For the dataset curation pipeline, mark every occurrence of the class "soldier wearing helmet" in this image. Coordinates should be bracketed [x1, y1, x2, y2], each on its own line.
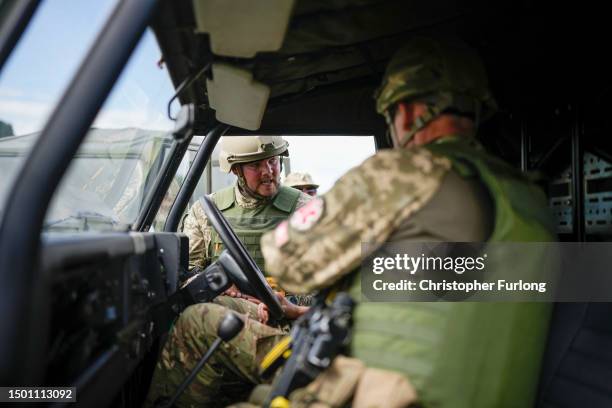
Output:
[183, 135, 311, 275]
[146, 136, 311, 408]
[257, 37, 556, 407]
[284, 172, 319, 196]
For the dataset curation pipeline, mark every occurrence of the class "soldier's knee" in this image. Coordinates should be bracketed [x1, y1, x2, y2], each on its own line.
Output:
[176, 302, 230, 338]
[214, 295, 260, 319]
[182, 302, 227, 319]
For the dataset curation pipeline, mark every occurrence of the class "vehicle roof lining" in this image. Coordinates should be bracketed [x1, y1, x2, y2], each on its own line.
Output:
[152, 0, 611, 134]
[152, 0, 494, 132]
[226, 79, 386, 136]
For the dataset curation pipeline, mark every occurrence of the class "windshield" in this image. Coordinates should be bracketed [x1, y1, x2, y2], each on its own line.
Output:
[43, 28, 176, 232]
[0, 127, 173, 232]
[0, 3, 176, 232]
[44, 129, 173, 231]
[0, 0, 118, 211]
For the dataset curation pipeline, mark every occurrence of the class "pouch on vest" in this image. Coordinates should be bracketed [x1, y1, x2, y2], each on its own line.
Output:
[288, 356, 417, 408]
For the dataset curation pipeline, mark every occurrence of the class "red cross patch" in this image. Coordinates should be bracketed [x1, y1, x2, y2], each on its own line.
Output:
[290, 198, 324, 231]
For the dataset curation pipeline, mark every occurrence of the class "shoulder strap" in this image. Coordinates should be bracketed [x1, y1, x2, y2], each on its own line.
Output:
[272, 186, 301, 213]
[210, 185, 235, 211]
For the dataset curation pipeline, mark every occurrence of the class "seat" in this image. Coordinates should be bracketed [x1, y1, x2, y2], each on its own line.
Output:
[537, 303, 612, 407]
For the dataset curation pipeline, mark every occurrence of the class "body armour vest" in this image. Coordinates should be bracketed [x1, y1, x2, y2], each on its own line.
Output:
[348, 137, 557, 408]
[208, 185, 301, 273]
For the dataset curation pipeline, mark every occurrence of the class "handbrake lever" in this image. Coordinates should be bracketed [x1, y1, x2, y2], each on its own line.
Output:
[155, 312, 245, 408]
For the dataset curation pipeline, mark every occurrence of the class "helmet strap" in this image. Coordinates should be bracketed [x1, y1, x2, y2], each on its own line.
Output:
[385, 104, 443, 148]
[383, 110, 399, 147]
[386, 93, 480, 148]
[234, 165, 276, 203]
[399, 104, 442, 148]
[236, 168, 266, 201]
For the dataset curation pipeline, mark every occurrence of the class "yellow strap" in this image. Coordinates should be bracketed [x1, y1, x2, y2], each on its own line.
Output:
[260, 336, 292, 371]
[270, 396, 290, 408]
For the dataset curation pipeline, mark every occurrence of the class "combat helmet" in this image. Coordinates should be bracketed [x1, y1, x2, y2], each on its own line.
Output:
[219, 136, 289, 173]
[374, 37, 497, 147]
[284, 172, 319, 189]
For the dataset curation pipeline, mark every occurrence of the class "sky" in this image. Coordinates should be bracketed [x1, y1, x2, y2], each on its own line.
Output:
[284, 136, 375, 194]
[0, 0, 175, 136]
[0, 0, 376, 194]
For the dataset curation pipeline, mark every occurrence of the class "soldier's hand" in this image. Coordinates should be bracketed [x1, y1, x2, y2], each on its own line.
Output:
[257, 302, 270, 324]
[257, 292, 310, 324]
[279, 293, 309, 320]
[224, 284, 263, 306]
[223, 284, 242, 298]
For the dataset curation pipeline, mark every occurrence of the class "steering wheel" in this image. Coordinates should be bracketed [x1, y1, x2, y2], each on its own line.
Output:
[199, 195, 284, 320]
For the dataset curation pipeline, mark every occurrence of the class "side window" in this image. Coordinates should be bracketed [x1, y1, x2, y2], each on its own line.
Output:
[153, 136, 236, 232]
[186, 135, 376, 207]
[151, 134, 376, 232]
[283, 136, 376, 194]
[152, 136, 204, 231]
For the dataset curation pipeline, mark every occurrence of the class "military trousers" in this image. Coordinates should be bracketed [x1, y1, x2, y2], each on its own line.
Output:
[145, 296, 285, 408]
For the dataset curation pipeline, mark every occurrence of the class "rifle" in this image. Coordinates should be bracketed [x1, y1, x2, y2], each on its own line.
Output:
[260, 292, 355, 407]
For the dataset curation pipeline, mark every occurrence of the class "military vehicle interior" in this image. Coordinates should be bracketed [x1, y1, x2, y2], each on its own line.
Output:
[0, 0, 610, 407]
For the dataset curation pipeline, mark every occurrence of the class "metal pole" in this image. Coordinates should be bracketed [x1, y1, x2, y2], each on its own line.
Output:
[206, 159, 213, 194]
[135, 132, 194, 232]
[0, 0, 41, 74]
[164, 123, 228, 232]
[520, 118, 529, 171]
[571, 107, 585, 241]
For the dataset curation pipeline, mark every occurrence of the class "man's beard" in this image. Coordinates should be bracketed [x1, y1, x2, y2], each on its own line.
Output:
[257, 175, 279, 193]
[237, 174, 279, 201]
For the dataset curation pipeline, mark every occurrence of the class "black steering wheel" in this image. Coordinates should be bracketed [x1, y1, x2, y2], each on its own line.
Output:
[199, 195, 284, 320]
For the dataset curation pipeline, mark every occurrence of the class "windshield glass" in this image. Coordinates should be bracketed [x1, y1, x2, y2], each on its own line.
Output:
[0, 0, 117, 211]
[1, 9, 176, 232]
[41, 28, 176, 232]
[43, 129, 173, 232]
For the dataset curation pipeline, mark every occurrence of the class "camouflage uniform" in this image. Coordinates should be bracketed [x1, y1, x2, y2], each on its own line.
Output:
[146, 137, 309, 408]
[146, 296, 286, 408]
[259, 38, 556, 407]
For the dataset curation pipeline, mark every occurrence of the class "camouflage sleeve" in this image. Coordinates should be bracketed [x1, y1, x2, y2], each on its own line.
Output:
[261, 149, 451, 294]
[285, 191, 313, 303]
[295, 191, 313, 209]
[183, 199, 213, 270]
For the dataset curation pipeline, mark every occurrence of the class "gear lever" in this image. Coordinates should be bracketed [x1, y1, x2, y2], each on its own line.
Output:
[156, 312, 245, 407]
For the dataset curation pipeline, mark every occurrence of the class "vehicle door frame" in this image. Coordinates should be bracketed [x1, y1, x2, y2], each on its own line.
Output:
[0, 0, 41, 74]
[0, 0, 161, 385]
